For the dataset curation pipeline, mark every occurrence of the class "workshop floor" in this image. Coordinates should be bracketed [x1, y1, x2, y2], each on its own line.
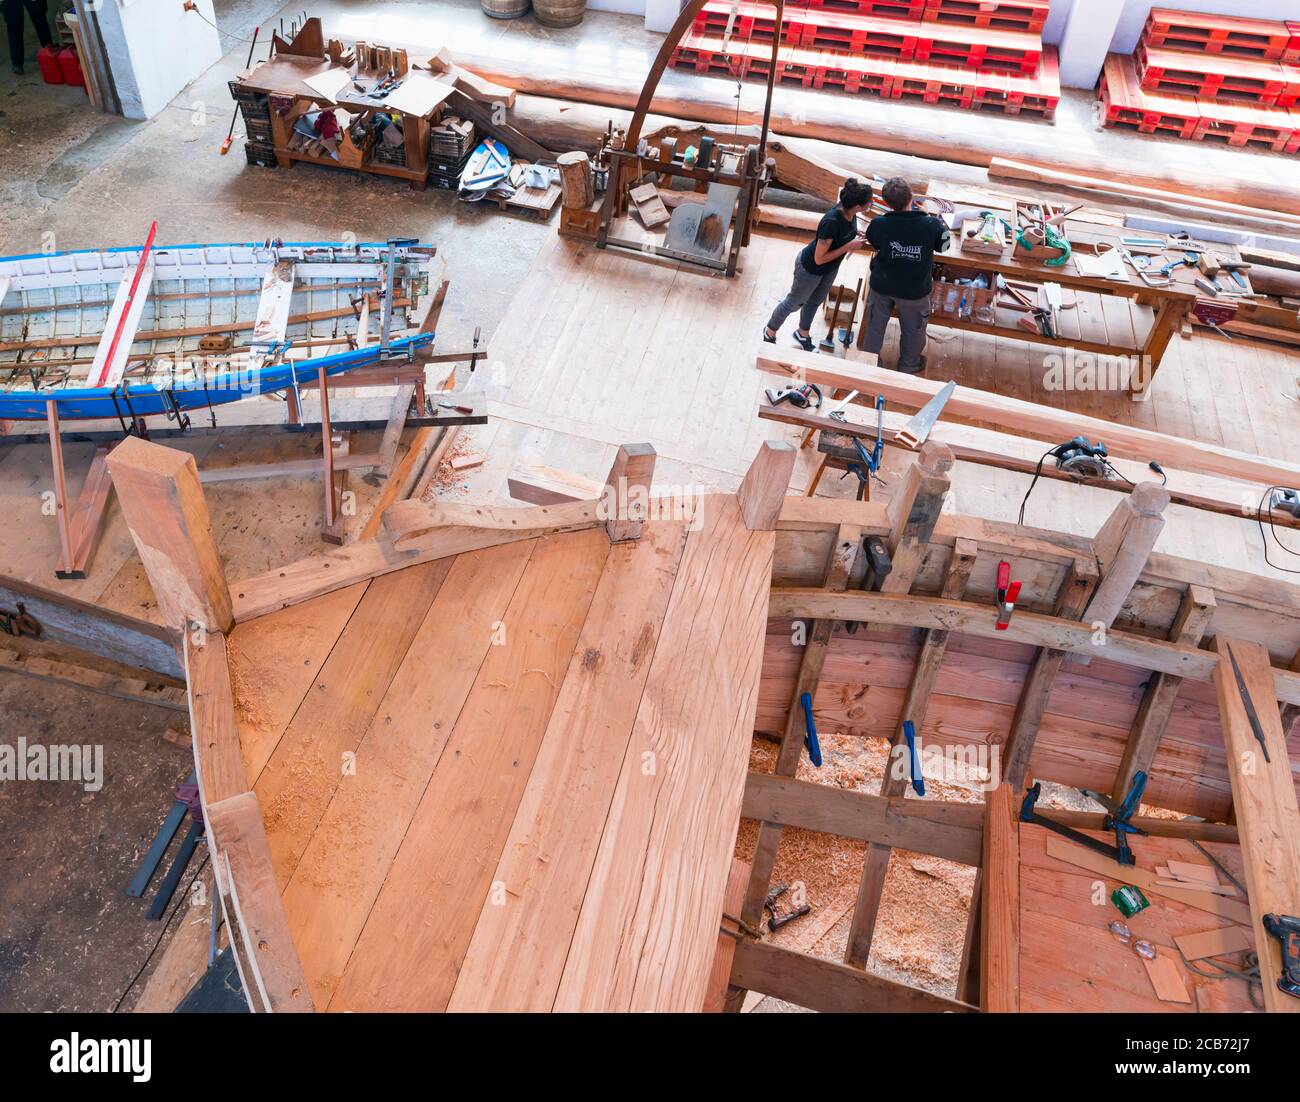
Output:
[1, 0, 1297, 1013]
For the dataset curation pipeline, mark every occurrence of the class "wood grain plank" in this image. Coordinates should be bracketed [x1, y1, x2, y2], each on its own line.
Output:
[330, 528, 611, 1011]
[449, 519, 690, 1011]
[552, 495, 773, 1012]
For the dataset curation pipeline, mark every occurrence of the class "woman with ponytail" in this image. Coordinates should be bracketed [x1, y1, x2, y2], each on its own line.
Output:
[764, 177, 873, 351]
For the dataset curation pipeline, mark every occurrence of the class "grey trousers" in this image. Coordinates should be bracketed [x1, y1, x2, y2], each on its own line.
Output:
[862, 288, 931, 372]
[767, 262, 836, 335]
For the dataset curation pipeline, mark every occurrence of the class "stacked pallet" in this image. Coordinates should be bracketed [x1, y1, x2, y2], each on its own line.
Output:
[428, 116, 476, 189]
[670, 0, 1060, 119]
[1098, 8, 1300, 153]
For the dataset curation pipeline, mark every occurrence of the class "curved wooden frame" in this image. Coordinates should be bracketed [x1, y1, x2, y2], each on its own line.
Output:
[623, 0, 785, 165]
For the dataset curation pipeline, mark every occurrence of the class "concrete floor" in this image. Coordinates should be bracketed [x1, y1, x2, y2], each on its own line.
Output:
[1, 0, 1296, 1012]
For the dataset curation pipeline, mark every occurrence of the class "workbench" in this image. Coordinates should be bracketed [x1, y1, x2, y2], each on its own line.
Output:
[233, 54, 454, 190]
[855, 203, 1254, 399]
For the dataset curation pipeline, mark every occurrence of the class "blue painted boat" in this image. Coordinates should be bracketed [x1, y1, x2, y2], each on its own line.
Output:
[0, 239, 439, 422]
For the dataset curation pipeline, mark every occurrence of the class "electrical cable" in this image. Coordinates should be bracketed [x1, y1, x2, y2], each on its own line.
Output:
[1256, 486, 1300, 575]
[111, 848, 211, 1013]
[1018, 446, 1058, 526]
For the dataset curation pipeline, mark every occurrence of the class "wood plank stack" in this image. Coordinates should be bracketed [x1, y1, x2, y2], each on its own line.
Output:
[1099, 8, 1300, 154]
[670, 0, 1060, 119]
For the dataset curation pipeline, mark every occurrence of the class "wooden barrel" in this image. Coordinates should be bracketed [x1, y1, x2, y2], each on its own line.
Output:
[481, 0, 530, 20]
[556, 151, 594, 209]
[533, 0, 585, 28]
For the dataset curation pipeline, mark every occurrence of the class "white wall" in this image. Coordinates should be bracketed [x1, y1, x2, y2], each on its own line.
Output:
[98, 0, 223, 119]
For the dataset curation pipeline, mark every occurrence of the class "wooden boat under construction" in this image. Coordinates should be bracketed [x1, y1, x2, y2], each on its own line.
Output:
[97, 426, 1300, 1013]
[0, 235, 439, 422]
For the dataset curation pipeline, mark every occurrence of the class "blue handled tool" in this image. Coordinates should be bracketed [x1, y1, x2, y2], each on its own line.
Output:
[800, 692, 821, 768]
[903, 720, 924, 796]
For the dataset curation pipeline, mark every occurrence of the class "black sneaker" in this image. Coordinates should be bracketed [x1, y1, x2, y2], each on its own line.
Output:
[792, 331, 815, 352]
[762, 327, 776, 344]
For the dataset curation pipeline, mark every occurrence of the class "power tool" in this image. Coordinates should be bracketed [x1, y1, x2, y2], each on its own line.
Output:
[1052, 436, 1111, 479]
[765, 382, 822, 410]
[1263, 914, 1300, 999]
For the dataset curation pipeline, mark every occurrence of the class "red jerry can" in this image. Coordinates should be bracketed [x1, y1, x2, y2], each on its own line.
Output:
[59, 48, 86, 89]
[37, 45, 65, 85]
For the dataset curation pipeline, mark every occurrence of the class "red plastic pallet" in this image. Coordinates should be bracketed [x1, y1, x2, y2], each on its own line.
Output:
[692, 1, 1042, 73]
[922, 0, 1049, 35]
[1098, 53, 1200, 139]
[1141, 8, 1294, 62]
[1288, 22, 1300, 65]
[1135, 41, 1293, 105]
[669, 29, 1058, 117]
[1097, 53, 1299, 154]
[802, 0, 926, 20]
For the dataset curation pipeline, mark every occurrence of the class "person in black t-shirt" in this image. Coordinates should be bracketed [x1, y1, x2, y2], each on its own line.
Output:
[764, 178, 873, 352]
[862, 177, 951, 374]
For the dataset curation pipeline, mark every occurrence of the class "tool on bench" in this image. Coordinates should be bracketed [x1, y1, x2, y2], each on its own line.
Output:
[1155, 251, 1198, 280]
[826, 390, 860, 423]
[894, 380, 955, 451]
[1021, 770, 1148, 866]
[995, 561, 1021, 631]
[765, 382, 823, 409]
[799, 692, 821, 767]
[1053, 436, 1111, 479]
[1225, 644, 1272, 764]
[846, 535, 891, 636]
[1119, 248, 1173, 289]
[1263, 914, 1300, 999]
[902, 720, 924, 797]
[1192, 299, 1237, 339]
[764, 882, 811, 932]
[1271, 489, 1300, 518]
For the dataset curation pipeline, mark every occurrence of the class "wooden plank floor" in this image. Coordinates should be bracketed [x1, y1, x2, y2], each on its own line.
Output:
[470, 230, 1300, 583]
[1018, 823, 1255, 1012]
[226, 500, 774, 1011]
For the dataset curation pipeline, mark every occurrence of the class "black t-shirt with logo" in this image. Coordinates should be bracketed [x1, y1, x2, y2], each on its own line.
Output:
[866, 210, 949, 300]
[799, 207, 857, 276]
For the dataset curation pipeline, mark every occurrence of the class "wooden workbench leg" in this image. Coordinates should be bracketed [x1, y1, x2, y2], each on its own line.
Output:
[319, 367, 336, 533]
[1132, 298, 1184, 401]
[804, 456, 829, 498]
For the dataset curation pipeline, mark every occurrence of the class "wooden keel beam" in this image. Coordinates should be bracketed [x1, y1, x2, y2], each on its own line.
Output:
[740, 524, 861, 929]
[1210, 637, 1300, 1014]
[106, 437, 233, 635]
[602, 443, 656, 542]
[737, 441, 796, 530]
[980, 783, 1020, 1012]
[1111, 585, 1217, 801]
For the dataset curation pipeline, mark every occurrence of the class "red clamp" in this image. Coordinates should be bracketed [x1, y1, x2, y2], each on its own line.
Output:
[996, 561, 1021, 631]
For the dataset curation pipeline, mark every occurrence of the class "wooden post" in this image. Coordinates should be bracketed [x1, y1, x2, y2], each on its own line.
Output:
[45, 401, 75, 574]
[1082, 482, 1171, 642]
[1111, 585, 1216, 801]
[557, 150, 595, 209]
[1210, 637, 1300, 1014]
[602, 443, 656, 542]
[1281, 647, 1300, 743]
[106, 436, 233, 635]
[319, 367, 337, 532]
[980, 783, 1020, 1012]
[737, 441, 796, 530]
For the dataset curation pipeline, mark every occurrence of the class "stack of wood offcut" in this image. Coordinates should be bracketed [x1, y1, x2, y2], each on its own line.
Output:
[1099, 7, 1300, 153]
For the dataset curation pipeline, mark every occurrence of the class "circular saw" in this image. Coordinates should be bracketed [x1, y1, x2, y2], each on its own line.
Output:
[1052, 436, 1110, 479]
